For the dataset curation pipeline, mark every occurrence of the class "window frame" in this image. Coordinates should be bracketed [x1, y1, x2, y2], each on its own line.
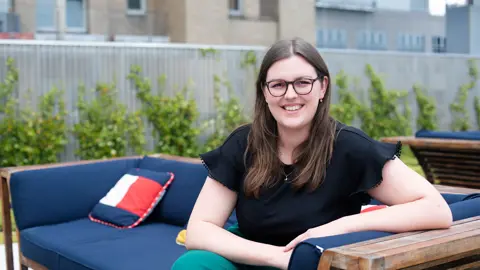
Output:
[66, 0, 87, 33]
[36, 0, 87, 33]
[432, 36, 447, 53]
[229, 0, 243, 16]
[397, 33, 425, 52]
[357, 30, 387, 51]
[127, 0, 147, 16]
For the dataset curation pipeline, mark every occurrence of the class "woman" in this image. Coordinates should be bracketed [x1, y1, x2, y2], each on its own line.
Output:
[172, 38, 452, 270]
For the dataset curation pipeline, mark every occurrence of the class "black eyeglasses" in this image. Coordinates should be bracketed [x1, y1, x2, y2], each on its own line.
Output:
[264, 77, 321, 97]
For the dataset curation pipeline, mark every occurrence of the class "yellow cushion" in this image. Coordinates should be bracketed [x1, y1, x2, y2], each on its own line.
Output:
[176, 229, 187, 246]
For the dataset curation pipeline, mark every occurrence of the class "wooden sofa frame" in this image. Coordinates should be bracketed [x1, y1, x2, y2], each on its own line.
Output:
[1, 154, 480, 270]
[380, 136, 480, 189]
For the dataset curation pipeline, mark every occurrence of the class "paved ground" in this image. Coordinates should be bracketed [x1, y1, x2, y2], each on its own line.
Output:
[0, 243, 20, 270]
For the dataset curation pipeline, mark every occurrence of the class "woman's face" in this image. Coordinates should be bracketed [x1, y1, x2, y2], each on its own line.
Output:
[263, 55, 328, 130]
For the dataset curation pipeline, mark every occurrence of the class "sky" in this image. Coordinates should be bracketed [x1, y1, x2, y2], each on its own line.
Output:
[429, 0, 467, 15]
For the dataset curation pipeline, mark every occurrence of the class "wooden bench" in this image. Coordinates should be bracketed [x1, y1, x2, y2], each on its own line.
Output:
[1, 157, 480, 270]
[318, 216, 480, 269]
[380, 136, 480, 189]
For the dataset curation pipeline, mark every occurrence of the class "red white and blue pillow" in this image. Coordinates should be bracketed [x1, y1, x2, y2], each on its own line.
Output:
[89, 168, 174, 229]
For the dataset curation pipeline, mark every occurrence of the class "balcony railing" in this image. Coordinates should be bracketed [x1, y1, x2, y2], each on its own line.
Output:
[316, 0, 377, 12]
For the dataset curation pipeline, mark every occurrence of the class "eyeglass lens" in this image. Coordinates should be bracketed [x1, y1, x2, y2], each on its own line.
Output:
[266, 78, 317, 96]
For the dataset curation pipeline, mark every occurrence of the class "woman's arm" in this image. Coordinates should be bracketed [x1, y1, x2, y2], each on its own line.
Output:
[285, 157, 452, 251]
[339, 156, 453, 232]
[185, 177, 288, 268]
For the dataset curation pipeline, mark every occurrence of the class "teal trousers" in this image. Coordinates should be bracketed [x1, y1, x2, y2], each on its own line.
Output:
[171, 224, 280, 270]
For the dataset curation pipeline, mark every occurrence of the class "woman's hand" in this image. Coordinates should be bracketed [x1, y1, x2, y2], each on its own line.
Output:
[283, 219, 350, 252]
[267, 246, 292, 270]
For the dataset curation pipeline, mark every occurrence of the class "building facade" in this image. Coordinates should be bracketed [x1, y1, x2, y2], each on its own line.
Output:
[445, 2, 480, 54]
[315, 0, 446, 53]
[2, 0, 317, 46]
[375, 0, 429, 12]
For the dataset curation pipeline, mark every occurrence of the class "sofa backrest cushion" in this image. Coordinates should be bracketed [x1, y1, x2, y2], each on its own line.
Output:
[415, 129, 480, 140]
[10, 158, 139, 231]
[89, 168, 175, 229]
[137, 156, 208, 226]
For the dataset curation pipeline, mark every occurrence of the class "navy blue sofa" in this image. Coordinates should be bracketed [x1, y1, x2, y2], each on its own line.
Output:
[3, 154, 480, 270]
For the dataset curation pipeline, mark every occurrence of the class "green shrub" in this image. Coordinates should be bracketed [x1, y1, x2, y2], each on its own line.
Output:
[450, 59, 478, 131]
[201, 74, 249, 152]
[358, 65, 412, 139]
[128, 66, 201, 157]
[72, 82, 145, 160]
[0, 58, 17, 112]
[0, 58, 68, 166]
[413, 84, 438, 130]
[475, 97, 480, 129]
[330, 70, 363, 125]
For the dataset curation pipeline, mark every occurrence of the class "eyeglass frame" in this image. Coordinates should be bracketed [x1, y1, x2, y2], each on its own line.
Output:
[263, 76, 324, 97]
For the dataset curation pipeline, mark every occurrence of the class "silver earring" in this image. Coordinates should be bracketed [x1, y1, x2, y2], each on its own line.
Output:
[320, 99, 323, 103]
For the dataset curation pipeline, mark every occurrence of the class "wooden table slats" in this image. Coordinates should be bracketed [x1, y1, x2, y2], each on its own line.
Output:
[319, 217, 480, 270]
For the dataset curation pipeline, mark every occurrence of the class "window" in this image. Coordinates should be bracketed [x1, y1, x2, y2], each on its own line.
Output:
[316, 29, 347, 49]
[229, 0, 242, 16]
[432, 36, 447, 53]
[36, 0, 86, 32]
[127, 0, 146, 15]
[36, 0, 55, 30]
[66, 0, 86, 30]
[0, 0, 10, 13]
[397, 33, 425, 52]
[357, 30, 387, 50]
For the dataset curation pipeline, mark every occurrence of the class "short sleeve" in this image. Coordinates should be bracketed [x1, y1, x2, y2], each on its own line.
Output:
[199, 125, 250, 192]
[343, 128, 402, 202]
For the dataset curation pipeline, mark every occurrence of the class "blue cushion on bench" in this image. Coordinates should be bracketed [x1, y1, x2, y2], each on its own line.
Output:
[449, 197, 480, 221]
[415, 129, 480, 141]
[20, 218, 187, 270]
[441, 193, 480, 204]
[289, 195, 480, 270]
[290, 230, 393, 270]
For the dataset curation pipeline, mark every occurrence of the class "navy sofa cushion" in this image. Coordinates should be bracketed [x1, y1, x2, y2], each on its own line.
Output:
[10, 158, 139, 231]
[415, 129, 480, 140]
[21, 218, 187, 270]
[137, 156, 209, 226]
[449, 197, 480, 221]
[370, 193, 480, 206]
[289, 194, 480, 270]
[290, 230, 393, 270]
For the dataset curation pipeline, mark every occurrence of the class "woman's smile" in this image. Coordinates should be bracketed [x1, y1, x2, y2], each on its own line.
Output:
[282, 104, 304, 114]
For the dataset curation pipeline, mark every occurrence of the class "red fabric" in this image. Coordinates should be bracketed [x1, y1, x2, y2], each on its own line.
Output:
[116, 176, 164, 217]
[361, 205, 388, 213]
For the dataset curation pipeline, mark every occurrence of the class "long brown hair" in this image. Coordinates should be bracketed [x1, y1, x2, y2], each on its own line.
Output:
[243, 38, 337, 198]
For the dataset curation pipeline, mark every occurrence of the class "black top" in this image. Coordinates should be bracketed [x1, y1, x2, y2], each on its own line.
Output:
[199, 121, 401, 246]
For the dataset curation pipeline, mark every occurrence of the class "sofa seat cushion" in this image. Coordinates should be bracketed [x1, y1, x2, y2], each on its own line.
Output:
[20, 218, 187, 270]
